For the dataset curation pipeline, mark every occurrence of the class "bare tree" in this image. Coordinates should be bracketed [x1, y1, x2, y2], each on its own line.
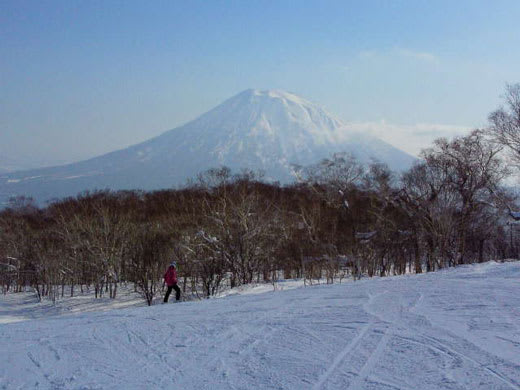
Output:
[297, 152, 364, 210]
[128, 227, 172, 306]
[51, 192, 132, 299]
[422, 131, 506, 264]
[488, 83, 520, 169]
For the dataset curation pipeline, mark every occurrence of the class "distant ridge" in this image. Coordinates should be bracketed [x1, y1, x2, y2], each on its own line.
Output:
[0, 89, 416, 205]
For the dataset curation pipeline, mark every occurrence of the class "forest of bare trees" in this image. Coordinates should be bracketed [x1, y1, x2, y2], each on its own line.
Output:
[1, 84, 520, 305]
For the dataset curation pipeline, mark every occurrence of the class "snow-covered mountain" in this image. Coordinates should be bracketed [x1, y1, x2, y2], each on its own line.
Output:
[0, 89, 416, 205]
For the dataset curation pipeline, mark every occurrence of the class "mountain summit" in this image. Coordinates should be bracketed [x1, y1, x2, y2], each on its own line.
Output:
[0, 89, 415, 205]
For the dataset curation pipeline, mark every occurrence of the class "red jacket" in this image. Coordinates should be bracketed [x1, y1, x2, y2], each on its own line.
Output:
[164, 266, 177, 286]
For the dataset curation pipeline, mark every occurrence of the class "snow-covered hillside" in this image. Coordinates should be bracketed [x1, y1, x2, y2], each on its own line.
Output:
[1, 261, 519, 389]
[0, 89, 416, 205]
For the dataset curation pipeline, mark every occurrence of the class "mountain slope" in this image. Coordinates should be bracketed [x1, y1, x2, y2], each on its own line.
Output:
[0, 89, 416, 205]
[1, 261, 519, 389]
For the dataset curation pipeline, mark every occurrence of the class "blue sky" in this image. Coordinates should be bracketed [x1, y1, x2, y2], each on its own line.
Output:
[1, 0, 519, 166]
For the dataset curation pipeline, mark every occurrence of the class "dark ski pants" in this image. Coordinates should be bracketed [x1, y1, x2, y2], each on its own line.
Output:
[164, 284, 181, 302]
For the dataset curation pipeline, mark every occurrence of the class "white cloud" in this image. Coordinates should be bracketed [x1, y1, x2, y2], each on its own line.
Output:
[342, 120, 471, 156]
[356, 47, 439, 64]
[358, 50, 378, 59]
[396, 48, 439, 63]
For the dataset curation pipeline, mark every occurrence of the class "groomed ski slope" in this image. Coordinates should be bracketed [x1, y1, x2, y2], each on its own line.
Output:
[1, 261, 519, 390]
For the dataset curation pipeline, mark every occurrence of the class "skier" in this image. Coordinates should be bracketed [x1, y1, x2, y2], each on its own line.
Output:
[163, 261, 181, 303]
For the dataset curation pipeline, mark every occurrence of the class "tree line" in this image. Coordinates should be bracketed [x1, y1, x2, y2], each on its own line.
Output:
[1, 84, 519, 305]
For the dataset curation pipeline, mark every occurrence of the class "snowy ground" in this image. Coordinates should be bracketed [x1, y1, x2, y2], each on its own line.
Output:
[0, 287, 144, 325]
[0, 278, 309, 325]
[1, 261, 519, 390]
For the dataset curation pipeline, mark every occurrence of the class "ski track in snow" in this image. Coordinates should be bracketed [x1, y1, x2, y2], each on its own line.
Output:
[1, 261, 520, 389]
